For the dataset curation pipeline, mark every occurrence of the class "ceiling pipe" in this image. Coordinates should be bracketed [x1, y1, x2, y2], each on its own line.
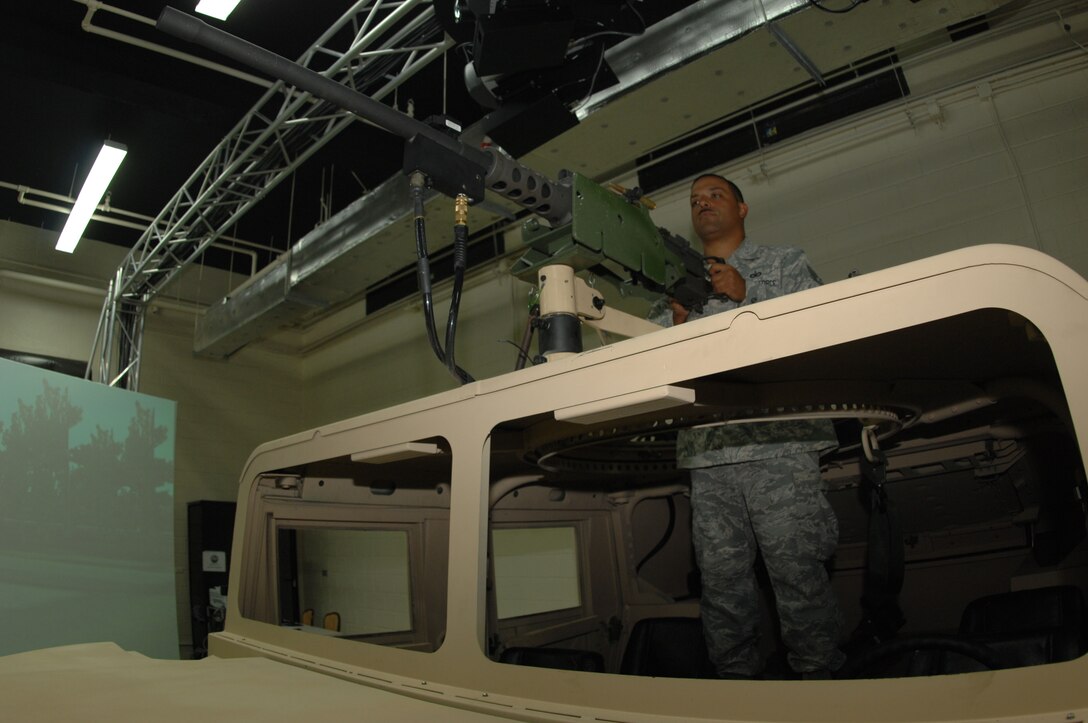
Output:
[7, 181, 280, 253]
[0, 270, 206, 318]
[1, 180, 264, 276]
[0, 268, 104, 297]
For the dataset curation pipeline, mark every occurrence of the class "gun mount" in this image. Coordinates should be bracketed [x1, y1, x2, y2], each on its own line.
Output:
[157, 8, 710, 364]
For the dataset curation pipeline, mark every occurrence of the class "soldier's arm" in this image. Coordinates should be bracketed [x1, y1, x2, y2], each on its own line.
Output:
[780, 247, 824, 295]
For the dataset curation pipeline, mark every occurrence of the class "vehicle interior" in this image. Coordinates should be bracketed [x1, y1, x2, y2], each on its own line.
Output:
[238, 306, 1088, 681]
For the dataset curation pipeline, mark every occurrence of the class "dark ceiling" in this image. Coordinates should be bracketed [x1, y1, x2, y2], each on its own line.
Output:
[1, 1, 454, 270]
[0, 0, 692, 274]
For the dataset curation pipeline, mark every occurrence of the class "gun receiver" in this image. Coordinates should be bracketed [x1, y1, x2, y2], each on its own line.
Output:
[156, 8, 710, 319]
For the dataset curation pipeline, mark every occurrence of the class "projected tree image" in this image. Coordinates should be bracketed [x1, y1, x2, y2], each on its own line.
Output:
[69, 425, 124, 528]
[0, 381, 82, 524]
[0, 381, 172, 561]
[119, 403, 174, 531]
[0, 361, 178, 658]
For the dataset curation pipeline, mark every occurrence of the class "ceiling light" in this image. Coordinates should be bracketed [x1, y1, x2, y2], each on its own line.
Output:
[195, 0, 242, 21]
[55, 141, 127, 254]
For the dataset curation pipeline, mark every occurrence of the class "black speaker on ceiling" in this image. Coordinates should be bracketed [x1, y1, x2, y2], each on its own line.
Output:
[473, 12, 574, 76]
[482, 93, 579, 158]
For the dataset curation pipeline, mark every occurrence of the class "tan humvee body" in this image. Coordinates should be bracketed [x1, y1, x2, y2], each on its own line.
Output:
[4, 244, 1086, 722]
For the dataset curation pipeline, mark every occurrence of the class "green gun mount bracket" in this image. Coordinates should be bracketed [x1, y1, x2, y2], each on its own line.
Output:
[511, 172, 691, 304]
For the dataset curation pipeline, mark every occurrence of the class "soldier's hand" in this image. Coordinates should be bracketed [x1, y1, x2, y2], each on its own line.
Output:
[708, 261, 746, 301]
[669, 298, 690, 325]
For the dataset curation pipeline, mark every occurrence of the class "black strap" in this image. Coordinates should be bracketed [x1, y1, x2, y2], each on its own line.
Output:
[856, 433, 905, 641]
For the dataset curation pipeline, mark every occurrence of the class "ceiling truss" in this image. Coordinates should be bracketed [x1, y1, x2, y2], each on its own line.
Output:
[91, 0, 449, 389]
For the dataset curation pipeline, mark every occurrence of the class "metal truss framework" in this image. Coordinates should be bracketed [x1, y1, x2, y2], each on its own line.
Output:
[90, 0, 450, 389]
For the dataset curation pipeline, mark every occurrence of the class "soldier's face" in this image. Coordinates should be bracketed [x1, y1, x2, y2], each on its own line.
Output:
[690, 177, 747, 240]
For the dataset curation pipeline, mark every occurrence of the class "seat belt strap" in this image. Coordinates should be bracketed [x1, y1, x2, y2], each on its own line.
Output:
[858, 425, 905, 640]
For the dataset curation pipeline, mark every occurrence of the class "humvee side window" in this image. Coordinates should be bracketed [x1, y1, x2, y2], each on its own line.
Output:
[493, 526, 581, 619]
[486, 449, 625, 670]
[238, 436, 451, 653]
[484, 309, 1086, 679]
[284, 527, 412, 635]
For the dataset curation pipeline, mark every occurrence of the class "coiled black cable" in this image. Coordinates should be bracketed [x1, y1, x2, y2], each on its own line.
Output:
[410, 177, 474, 384]
[445, 221, 473, 383]
[412, 181, 447, 367]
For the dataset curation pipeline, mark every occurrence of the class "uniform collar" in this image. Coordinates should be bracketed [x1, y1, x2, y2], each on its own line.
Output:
[704, 237, 755, 263]
[729, 238, 758, 261]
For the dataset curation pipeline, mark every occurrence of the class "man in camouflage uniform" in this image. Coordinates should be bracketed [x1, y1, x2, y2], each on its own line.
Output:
[655, 174, 844, 678]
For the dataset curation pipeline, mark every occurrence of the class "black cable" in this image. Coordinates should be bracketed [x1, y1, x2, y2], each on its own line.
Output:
[635, 496, 676, 574]
[514, 304, 539, 371]
[502, 338, 536, 369]
[412, 183, 448, 367]
[411, 179, 474, 384]
[445, 222, 474, 383]
[624, 0, 647, 34]
[809, 0, 865, 14]
[570, 41, 608, 110]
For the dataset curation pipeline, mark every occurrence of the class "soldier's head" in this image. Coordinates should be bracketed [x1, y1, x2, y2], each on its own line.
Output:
[690, 174, 747, 244]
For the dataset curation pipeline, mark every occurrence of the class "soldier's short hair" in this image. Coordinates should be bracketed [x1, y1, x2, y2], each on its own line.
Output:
[692, 174, 745, 204]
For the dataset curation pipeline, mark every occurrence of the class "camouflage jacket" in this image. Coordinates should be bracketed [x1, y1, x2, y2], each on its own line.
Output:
[651, 239, 839, 468]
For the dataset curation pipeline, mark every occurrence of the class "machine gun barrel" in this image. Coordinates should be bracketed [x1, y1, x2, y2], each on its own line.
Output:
[156, 7, 572, 226]
[157, 7, 483, 165]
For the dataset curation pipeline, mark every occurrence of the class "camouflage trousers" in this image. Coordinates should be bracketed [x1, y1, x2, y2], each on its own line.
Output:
[691, 452, 845, 676]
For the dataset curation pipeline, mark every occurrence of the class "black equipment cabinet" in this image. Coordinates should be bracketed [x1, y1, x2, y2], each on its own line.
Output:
[187, 500, 236, 659]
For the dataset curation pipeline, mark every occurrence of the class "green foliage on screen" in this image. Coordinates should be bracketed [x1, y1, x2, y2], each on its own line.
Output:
[0, 357, 179, 658]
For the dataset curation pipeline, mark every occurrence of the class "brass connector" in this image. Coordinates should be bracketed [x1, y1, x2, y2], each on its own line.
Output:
[454, 193, 469, 226]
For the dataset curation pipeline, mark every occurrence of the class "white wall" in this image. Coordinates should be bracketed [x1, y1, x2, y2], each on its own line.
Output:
[640, 50, 1088, 284]
[0, 273, 102, 361]
[0, 224, 117, 362]
[298, 266, 533, 424]
[297, 528, 412, 635]
[137, 309, 305, 651]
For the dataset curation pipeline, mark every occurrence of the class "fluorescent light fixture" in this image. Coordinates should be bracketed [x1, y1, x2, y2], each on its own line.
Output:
[195, 0, 242, 21]
[55, 141, 127, 254]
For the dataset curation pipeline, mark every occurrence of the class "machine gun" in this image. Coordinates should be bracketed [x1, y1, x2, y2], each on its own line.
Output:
[156, 8, 711, 375]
